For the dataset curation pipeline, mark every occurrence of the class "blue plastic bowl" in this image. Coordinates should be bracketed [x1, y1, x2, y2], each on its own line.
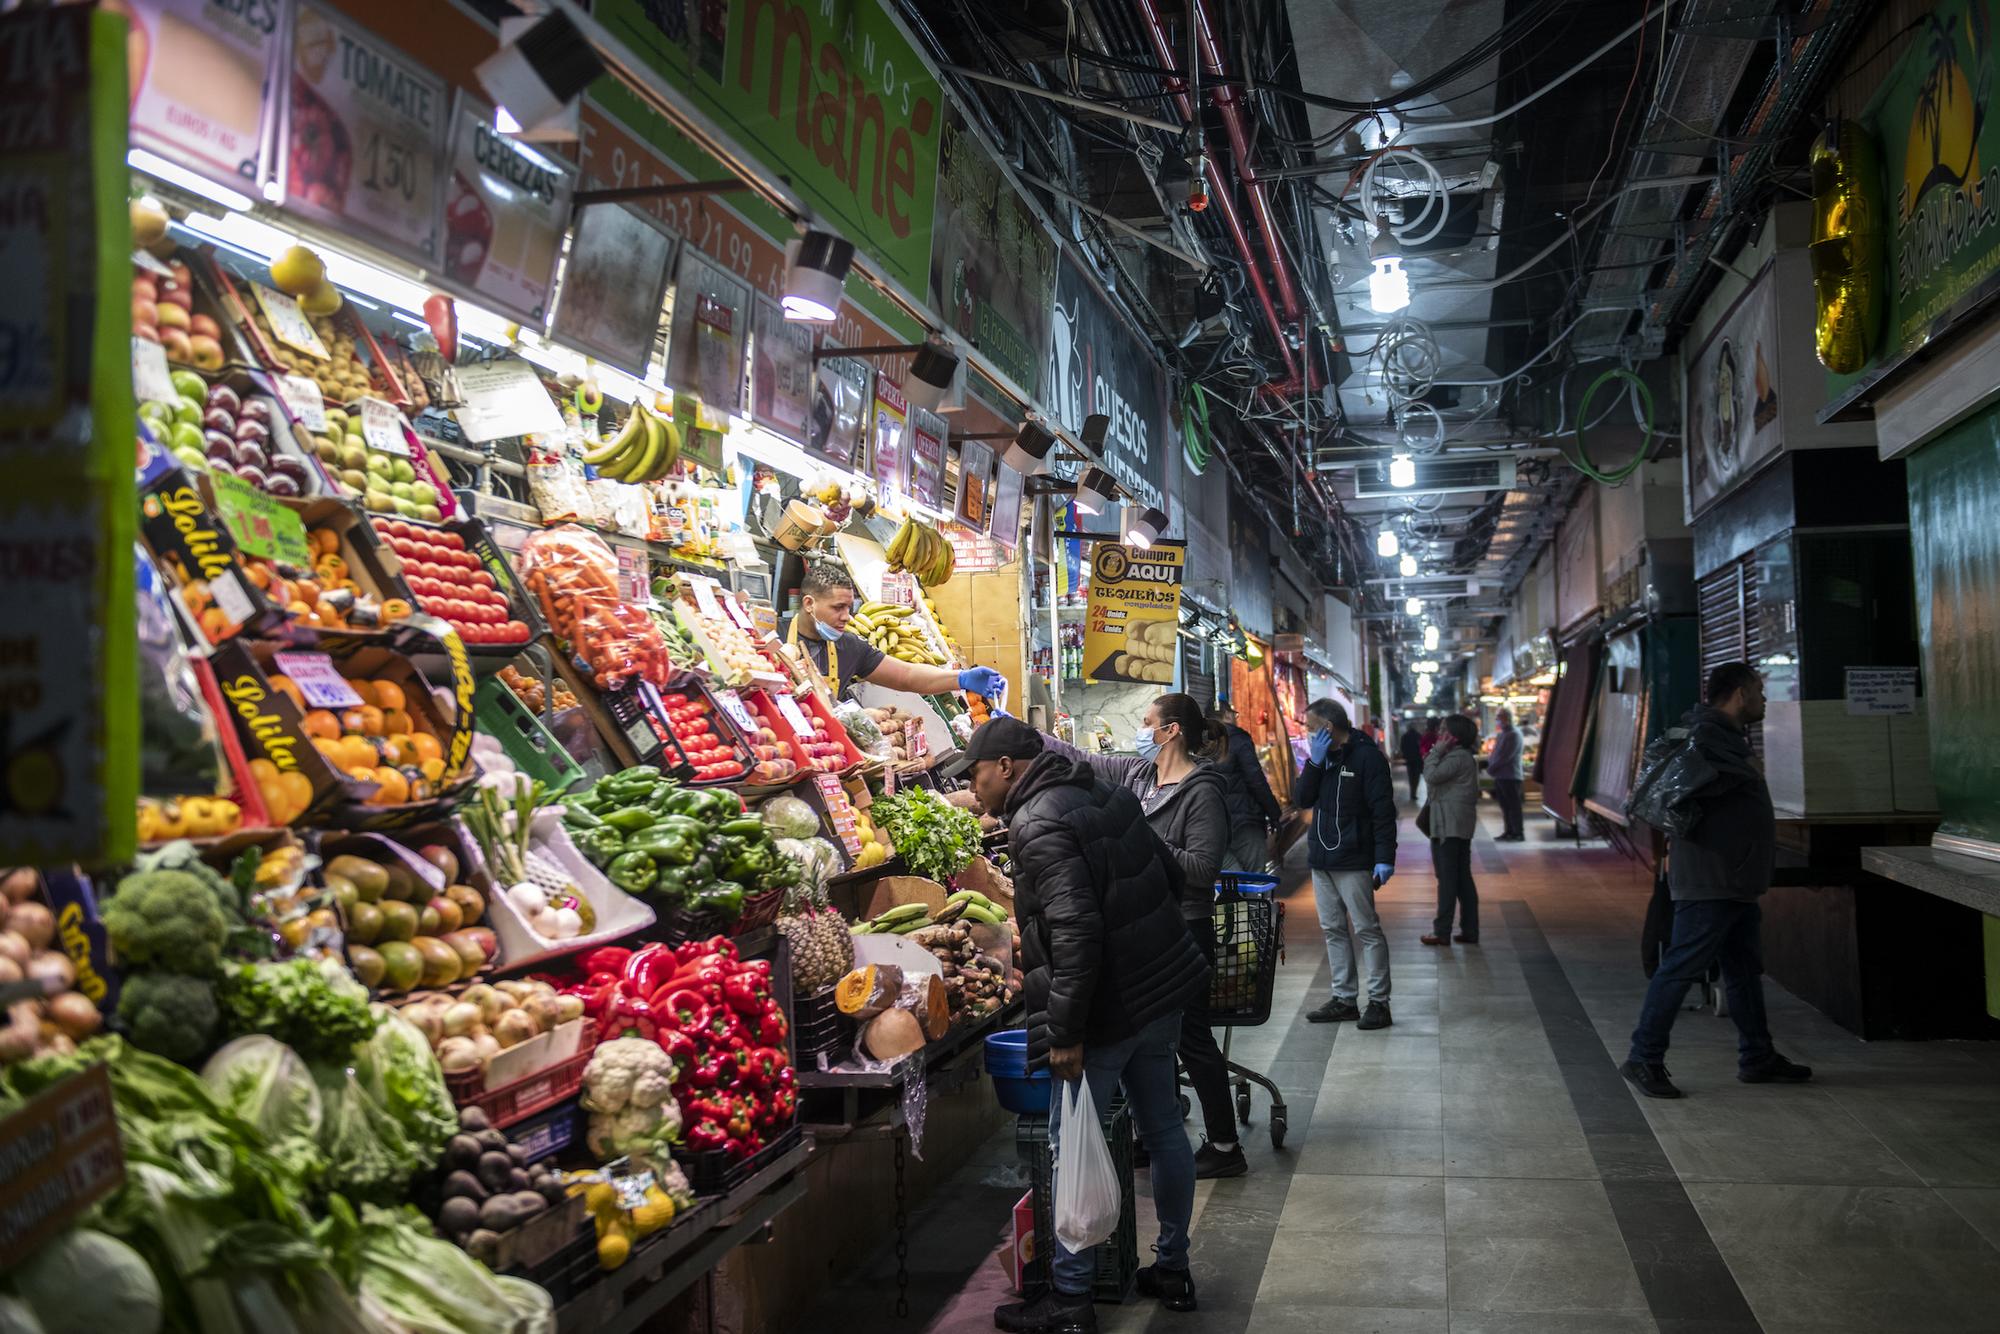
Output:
[985, 1030, 1049, 1114]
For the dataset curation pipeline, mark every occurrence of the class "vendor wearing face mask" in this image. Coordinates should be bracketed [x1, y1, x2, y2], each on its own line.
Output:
[789, 563, 1006, 702]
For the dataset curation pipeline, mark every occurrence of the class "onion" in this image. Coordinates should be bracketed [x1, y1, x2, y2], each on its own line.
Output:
[460, 982, 504, 1024]
[436, 1035, 481, 1073]
[553, 993, 585, 1024]
[548, 907, 582, 938]
[402, 1003, 444, 1046]
[472, 1032, 501, 1061]
[8, 902, 53, 951]
[0, 932, 28, 968]
[0, 868, 37, 903]
[46, 993, 101, 1040]
[492, 1010, 537, 1049]
[442, 1002, 483, 1038]
[0, 957, 18, 985]
[507, 882, 547, 916]
[0, 1003, 39, 1061]
[26, 952, 73, 991]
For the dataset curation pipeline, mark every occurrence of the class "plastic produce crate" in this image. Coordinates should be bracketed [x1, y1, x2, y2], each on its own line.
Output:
[446, 1019, 598, 1129]
[675, 1122, 804, 1197]
[790, 986, 856, 1069]
[474, 675, 587, 788]
[1016, 1102, 1138, 1303]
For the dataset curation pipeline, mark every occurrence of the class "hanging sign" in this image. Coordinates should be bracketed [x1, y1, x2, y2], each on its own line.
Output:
[806, 352, 871, 470]
[124, 0, 282, 198]
[278, 2, 448, 269]
[1046, 254, 1172, 513]
[441, 94, 576, 326]
[905, 406, 947, 510]
[0, 1064, 125, 1270]
[1081, 541, 1183, 685]
[750, 293, 814, 443]
[210, 469, 311, 567]
[551, 202, 677, 379]
[251, 282, 329, 359]
[358, 397, 409, 456]
[665, 246, 751, 417]
[955, 438, 996, 533]
[1845, 667, 1918, 715]
[871, 374, 908, 495]
[453, 357, 565, 443]
[672, 392, 725, 476]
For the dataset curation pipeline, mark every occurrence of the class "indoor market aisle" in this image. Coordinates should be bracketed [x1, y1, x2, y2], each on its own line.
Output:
[822, 798, 2000, 1333]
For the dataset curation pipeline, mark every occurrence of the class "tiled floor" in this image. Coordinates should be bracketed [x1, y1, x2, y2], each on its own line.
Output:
[821, 800, 2000, 1333]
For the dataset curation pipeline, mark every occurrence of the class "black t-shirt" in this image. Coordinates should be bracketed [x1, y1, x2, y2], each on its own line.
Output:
[790, 614, 885, 696]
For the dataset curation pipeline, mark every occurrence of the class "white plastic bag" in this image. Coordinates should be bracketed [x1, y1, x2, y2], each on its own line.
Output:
[1052, 1079, 1121, 1253]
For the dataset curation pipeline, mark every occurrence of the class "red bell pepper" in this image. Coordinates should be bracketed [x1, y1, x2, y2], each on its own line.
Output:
[675, 936, 736, 965]
[738, 958, 772, 984]
[764, 1086, 797, 1126]
[755, 998, 789, 1046]
[607, 992, 659, 1041]
[721, 971, 764, 1015]
[685, 1121, 729, 1153]
[624, 943, 680, 998]
[654, 987, 711, 1032]
[580, 946, 633, 976]
[723, 1096, 755, 1140]
[654, 1027, 697, 1067]
[735, 1046, 784, 1090]
[705, 1006, 743, 1046]
[684, 1050, 727, 1089]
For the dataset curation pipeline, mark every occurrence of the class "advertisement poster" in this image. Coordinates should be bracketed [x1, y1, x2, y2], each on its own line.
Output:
[990, 460, 1024, 549]
[751, 293, 814, 441]
[1046, 254, 1172, 512]
[123, 0, 281, 194]
[955, 437, 995, 533]
[871, 374, 908, 495]
[1685, 261, 1781, 520]
[278, 1, 449, 269]
[905, 406, 947, 509]
[1082, 541, 1183, 684]
[929, 104, 1055, 400]
[807, 352, 871, 469]
[441, 94, 576, 326]
[550, 202, 677, 378]
[592, 0, 944, 299]
[665, 245, 752, 416]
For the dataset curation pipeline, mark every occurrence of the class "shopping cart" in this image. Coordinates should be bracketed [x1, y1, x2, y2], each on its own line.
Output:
[1180, 871, 1290, 1148]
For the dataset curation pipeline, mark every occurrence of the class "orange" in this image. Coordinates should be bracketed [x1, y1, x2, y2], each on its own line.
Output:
[418, 757, 446, 784]
[311, 528, 340, 555]
[357, 705, 386, 735]
[409, 733, 442, 764]
[302, 709, 341, 739]
[316, 554, 348, 582]
[245, 563, 272, 589]
[382, 708, 413, 736]
[276, 770, 313, 813]
[313, 737, 346, 763]
[314, 598, 344, 625]
[199, 607, 232, 641]
[294, 579, 322, 606]
[267, 675, 305, 712]
[257, 777, 293, 824]
[247, 757, 279, 784]
[346, 679, 378, 706]
[338, 735, 377, 770]
[372, 767, 409, 804]
[385, 732, 417, 765]
[372, 681, 407, 711]
[181, 583, 212, 614]
[381, 599, 412, 622]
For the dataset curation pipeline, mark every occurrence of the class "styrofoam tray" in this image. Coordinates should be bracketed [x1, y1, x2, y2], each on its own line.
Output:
[454, 807, 655, 970]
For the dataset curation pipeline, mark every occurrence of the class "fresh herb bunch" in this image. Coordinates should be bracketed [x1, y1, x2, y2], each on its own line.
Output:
[871, 789, 981, 882]
[217, 959, 380, 1065]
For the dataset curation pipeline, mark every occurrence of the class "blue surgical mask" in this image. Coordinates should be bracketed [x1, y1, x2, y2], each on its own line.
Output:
[1134, 726, 1161, 760]
[814, 618, 842, 641]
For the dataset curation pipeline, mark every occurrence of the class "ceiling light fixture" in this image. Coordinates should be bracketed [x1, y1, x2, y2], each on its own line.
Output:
[1368, 231, 1410, 314]
[1405, 596, 1422, 616]
[1377, 526, 1399, 558]
[1124, 505, 1168, 548]
[1389, 452, 1416, 488]
[782, 229, 854, 321]
[1424, 624, 1440, 650]
[475, 8, 605, 140]
[1073, 466, 1117, 516]
[1003, 419, 1057, 476]
[1399, 553, 1418, 578]
[129, 148, 253, 212]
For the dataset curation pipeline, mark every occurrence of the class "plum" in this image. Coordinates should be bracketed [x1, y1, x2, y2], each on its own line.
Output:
[238, 398, 272, 425]
[269, 456, 310, 484]
[206, 385, 242, 416]
[235, 464, 268, 489]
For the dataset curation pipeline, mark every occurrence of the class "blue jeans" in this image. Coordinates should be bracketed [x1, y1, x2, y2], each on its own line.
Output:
[1627, 899, 1774, 1068]
[1046, 1010, 1194, 1294]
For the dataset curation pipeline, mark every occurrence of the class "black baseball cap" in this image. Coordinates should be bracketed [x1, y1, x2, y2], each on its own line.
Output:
[940, 716, 1044, 778]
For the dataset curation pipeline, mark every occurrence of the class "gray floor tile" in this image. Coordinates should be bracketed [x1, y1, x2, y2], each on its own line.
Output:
[1280, 1174, 1446, 1235]
[1258, 1230, 1449, 1307]
[1294, 1126, 1445, 1177]
[1242, 1307, 1449, 1333]
[1445, 1235, 1647, 1313]
[1443, 1129, 1599, 1180]
[1652, 1129, 1922, 1186]
[1723, 1242, 2000, 1330]
[1446, 1177, 1621, 1239]
[1936, 1187, 2000, 1250]
[1448, 1315, 1659, 1334]
[1686, 1183, 1999, 1250]
[1327, 1034, 1444, 1067]
[1316, 1083, 1445, 1129]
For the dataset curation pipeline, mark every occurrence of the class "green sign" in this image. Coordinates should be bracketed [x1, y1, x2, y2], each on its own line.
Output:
[930, 104, 1054, 399]
[593, 0, 943, 300]
[210, 470, 311, 568]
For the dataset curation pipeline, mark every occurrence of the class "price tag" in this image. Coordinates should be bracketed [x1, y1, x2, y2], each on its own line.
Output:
[453, 357, 565, 443]
[722, 595, 756, 632]
[210, 470, 312, 567]
[274, 373, 326, 431]
[131, 336, 177, 404]
[0, 1066, 125, 1270]
[908, 723, 930, 760]
[711, 688, 755, 736]
[775, 691, 814, 737]
[132, 249, 175, 278]
[815, 772, 862, 856]
[208, 571, 258, 628]
[252, 282, 329, 359]
[359, 398, 410, 456]
[688, 575, 724, 622]
[271, 652, 363, 708]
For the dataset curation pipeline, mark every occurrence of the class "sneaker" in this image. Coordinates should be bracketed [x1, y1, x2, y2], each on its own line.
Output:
[1739, 1053, 1813, 1084]
[1357, 1001, 1393, 1030]
[1307, 999, 1361, 1023]
[1620, 1060, 1683, 1099]
[1454, 934, 1479, 945]
[1420, 933, 1450, 946]
[1135, 1264, 1198, 1312]
[995, 1288, 1096, 1333]
[1193, 1143, 1247, 1180]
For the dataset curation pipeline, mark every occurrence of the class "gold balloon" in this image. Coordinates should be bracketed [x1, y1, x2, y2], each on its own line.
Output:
[1810, 120, 1884, 374]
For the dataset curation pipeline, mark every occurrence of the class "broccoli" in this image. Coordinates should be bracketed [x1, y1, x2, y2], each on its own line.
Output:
[102, 869, 228, 975]
[132, 840, 244, 920]
[116, 972, 219, 1064]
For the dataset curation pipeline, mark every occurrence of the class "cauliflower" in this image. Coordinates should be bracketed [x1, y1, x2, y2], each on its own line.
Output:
[580, 1038, 682, 1161]
[585, 1099, 684, 1160]
[101, 870, 227, 975]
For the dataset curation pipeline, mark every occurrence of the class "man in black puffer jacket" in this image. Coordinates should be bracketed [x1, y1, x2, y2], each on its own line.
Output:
[953, 719, 1208, 1331]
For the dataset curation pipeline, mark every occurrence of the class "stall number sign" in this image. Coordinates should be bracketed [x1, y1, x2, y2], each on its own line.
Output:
[0, 1064, 124, 1269]
[274, 373, 327, 431]
[252, 282, 329, 359]
[272, 651, 363, 708]
[132, 336, 177, 403]
[211, 469, 311, 566]
[1845, 668, 1917, 716]
[359, 397, 410, 456]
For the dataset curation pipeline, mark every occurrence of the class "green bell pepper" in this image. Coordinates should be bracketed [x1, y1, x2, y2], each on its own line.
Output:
[606, 850, 658, 894]
[560, 797, 604, 829]
[601, 806, 658, 834]
[688, 788, 746, 824]
[575, 826, 627, 869]
[693, 880, 746, 918]
[626, 828, 697, 865]
[718, 816, 766, 839]
[651, 865, 694, 902]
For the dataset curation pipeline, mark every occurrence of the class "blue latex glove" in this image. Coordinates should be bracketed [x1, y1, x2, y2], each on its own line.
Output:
[1373, 863, 1395, 886]
[957, 666, 1005, 697]
[1307, 729, 1333, 765]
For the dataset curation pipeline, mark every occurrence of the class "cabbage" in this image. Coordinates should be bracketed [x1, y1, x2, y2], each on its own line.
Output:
[354, 1206, 531, 1334]
[13, 1229, 162, 1334]
[200, 1036, 323, 1150]
[0, 1297, 45, 1334]
[353, 1007, 456, 1166]
[761, 794, 821, 841]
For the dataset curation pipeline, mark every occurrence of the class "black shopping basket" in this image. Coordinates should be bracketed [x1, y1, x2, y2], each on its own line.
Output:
[1180, 872, 1290, 1148]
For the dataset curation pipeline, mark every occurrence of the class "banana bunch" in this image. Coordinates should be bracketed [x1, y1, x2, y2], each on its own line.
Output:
[581, 400, 681, 483]
[851, 600, 947, 666]
[886, 516, 954, 586]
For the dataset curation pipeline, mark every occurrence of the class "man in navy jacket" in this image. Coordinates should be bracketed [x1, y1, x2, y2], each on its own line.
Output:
[1294, 699, 1399, 1030]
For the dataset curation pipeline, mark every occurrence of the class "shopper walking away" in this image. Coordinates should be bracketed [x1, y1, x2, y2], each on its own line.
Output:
[1398, 719, 1425, 803]
[1043, 696, 1246, 1180]
[1418, 716, 1441, 758]
[1214, 702, 1285, 871]
[956, 719, 1210, 1329]
[1488, 709, 1525, 840]
[1620, 663, 1813, 1099]
[1295, 699, 1397, 1030]
[1420, 714, 1481, 946]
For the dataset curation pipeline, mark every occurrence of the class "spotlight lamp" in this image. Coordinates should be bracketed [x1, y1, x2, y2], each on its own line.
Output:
[782, 229, 854, 321]
[1423, 624, 1440, 650]
[1368, 231, 1410, 314]
[1073, 466, 1117, 516]
[1002, 419, 1057, 476]
[1124, 505, 1168, 548]
[903, 338, 960, 412]
[475, 9, 605, 140]
[1405, 595, 1422, 616]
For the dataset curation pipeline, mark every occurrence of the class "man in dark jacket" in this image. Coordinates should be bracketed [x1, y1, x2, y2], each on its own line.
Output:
[1213, 703, 1284, 867]
[1295, 699, 1398, 1029]
[1398, 719, 1425, 802]
[1621, 663, 1812, 1099]
[957, 718, 1209, 1329]
[1487, 709, 1525, 840]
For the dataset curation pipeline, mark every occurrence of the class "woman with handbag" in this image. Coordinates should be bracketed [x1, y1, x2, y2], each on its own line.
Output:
[1420, 714, 1482, 946]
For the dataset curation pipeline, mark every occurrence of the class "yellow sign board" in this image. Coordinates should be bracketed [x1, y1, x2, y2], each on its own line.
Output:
[1081, 543, 1182, 684]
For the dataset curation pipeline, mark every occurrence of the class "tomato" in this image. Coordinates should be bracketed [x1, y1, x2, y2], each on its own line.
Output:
[504, 620, 528, 640]
[439, 531, 464, 550]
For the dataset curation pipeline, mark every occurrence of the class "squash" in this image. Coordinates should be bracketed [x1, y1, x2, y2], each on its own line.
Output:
[863, 1007, 925, 1061]
[835, 964, 903, 1018]
[911, 973, 949, 1041]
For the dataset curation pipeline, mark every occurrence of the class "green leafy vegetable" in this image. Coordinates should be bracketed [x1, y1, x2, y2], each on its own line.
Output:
[871, 789, 982, 882]
[116, 971, 219, 1063]
[11, 1228, 162, 1334]
[216, 960, 379, 1065]
[352, 1205, 542, 1334]
[199, 1035, 325, 1177]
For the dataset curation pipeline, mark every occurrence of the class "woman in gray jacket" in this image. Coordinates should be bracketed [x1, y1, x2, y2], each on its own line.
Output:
[1044, 693, 1243, 1178]
[1421, 713, 1482, 946]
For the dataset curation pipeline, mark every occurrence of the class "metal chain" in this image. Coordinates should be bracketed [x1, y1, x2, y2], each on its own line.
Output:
[893, 1132, 910, 1319]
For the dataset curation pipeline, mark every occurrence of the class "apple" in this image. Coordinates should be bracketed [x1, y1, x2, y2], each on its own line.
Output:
[234, 418, 270, 446]
[169, 421, 205, 452]
[266, 472, 301, 497]
[204, 434, 237, 463]
[157, 284, 193, 313]
[206, 384, 240, 414]
[168, 260, 192, 289]
[160, 328, 193, 363]
[270, 456, 309, 485]
[187, 334, 225, 371]
[132, 274, 158, 302]
[188, 313, 221, 340]
[236, 464, 268, 489]
[235, 442, 268, 472]
[134, 324, 160, 344]
[203, 407, 235, 433]
[133, 297, 159, 328]
[157, 300, 191, 331]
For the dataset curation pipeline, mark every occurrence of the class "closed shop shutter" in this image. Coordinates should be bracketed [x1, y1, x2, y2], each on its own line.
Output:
[1697, 553, 1763, 754]
[1182, 635, 1216, 712]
